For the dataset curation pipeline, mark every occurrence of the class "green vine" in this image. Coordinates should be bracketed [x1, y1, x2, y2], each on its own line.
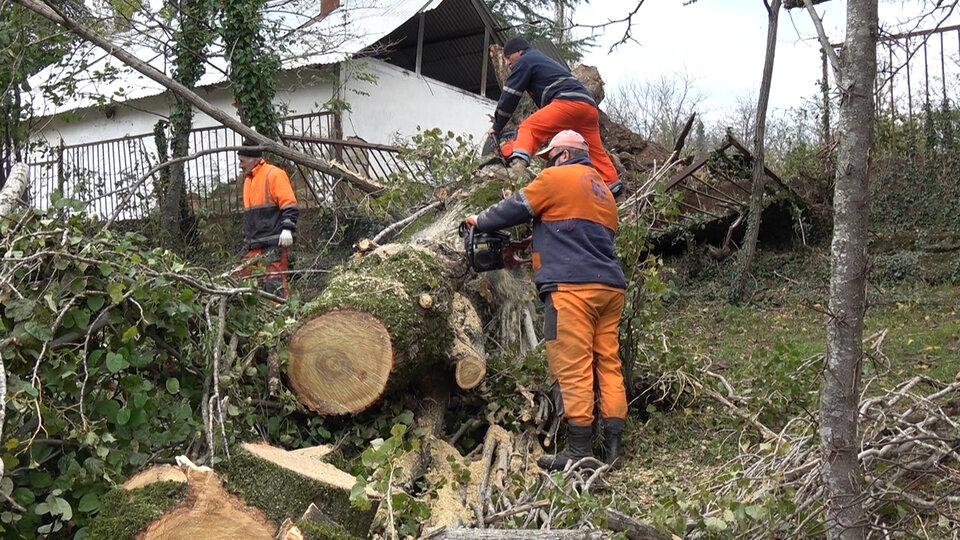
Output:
[220, 0, 280, 135]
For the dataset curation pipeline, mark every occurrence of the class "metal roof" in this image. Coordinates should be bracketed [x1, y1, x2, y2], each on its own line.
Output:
[28, 0, 517, 117]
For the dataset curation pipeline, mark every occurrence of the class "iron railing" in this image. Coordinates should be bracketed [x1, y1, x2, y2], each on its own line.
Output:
[27, 111, 427, 219]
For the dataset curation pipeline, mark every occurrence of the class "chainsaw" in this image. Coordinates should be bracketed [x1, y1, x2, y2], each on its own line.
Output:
[458, 222, 532, 272]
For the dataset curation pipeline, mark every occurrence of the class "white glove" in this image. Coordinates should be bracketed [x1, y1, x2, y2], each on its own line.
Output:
[278, 229, 294, 247]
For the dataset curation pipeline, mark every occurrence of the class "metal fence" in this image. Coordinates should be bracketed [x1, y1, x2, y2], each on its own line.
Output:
[27, 111, 428, 220]
[820, 24, 960, 152]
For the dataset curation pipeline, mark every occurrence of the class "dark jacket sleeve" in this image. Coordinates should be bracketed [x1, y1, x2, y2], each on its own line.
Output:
[270, 168, 299, 232]
[492, 57, 535, 133]
[475, 190, 536, 232]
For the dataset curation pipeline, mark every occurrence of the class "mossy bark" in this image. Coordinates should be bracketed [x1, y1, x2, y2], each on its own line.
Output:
[219, 443, 378, 538]
[86, 481, 188, 540]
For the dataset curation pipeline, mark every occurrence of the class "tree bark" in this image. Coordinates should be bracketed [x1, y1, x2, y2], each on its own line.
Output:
[0, 162, 28, 219]
[14, 0, 382, 195]
[819, 0, 876, 538]
[603, 508, 669, 540]
[729, 0, 781, 303]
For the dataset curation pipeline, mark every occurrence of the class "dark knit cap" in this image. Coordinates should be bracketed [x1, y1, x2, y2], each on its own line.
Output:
[503, 36, 530, 56]
[237, 139, 263, 158]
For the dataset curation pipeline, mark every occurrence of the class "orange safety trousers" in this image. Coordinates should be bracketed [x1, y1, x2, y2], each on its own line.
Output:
[240, 247, 290, 299]
[544, 284, 627, 426]
[502, 100, 619, 185]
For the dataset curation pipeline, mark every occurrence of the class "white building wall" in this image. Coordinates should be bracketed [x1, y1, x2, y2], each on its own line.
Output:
[32, 67, 337, 148]
[340, 58, 494, 146]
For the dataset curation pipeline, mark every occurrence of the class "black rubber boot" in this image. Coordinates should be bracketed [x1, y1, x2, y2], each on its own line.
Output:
[537, 423, 594, 471]
[602, 417, 625, 468]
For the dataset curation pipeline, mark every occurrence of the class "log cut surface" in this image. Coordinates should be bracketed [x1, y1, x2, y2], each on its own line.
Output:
[287, 309, 394, 415]
[139, 464, 274, 540]
[241, 442, 360, 492]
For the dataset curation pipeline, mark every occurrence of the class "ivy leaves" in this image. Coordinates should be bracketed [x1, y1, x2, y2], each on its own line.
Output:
[0, 202, 288, 537]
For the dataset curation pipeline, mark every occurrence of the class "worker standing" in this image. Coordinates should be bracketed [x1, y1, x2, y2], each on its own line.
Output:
[464, 130, 628, 470]
[237, 140, 299, 298]
[490, 36, 623, 198]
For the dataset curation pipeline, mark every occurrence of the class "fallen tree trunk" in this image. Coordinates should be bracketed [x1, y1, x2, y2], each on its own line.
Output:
[287, 244, 485, 415]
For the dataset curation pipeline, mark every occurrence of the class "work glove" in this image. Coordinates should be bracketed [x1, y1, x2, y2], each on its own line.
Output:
[464, 215, 478, 228]
[608, 181, 625, 199]
[278, 229, 294, 247]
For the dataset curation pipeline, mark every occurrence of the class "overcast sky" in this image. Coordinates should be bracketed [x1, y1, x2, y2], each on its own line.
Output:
[572, 1, 960, 123]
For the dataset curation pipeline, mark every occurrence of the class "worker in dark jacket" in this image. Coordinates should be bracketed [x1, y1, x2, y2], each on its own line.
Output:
[237, 140, 299, 298]
[491, 36, 622, 197]
[464, 130, 628, 470]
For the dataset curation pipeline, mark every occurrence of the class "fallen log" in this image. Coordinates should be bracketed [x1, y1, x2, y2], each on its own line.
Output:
[604, 508, 670, 540]
[219, 442, 380, 538]
[286, 244, 485, 415]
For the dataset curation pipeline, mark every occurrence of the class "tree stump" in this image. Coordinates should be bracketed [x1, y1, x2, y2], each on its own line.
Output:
[89, 460, 276, 540]
[219, 442, 380, 538]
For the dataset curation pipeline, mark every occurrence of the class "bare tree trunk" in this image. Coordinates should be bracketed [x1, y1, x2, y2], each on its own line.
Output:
[730, 0, 781, 303]
[820, 0, 876, 538]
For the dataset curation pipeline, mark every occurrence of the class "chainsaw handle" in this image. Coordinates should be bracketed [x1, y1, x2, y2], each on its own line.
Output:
[458, 220, 472, 239]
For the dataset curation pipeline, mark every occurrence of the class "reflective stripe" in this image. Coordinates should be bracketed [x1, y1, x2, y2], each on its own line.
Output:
[555, 91, 596, 105]
[541, 77, 573, 106]
[503, 86, 523, 96]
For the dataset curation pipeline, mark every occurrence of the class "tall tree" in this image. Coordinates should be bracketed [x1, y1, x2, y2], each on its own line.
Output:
[159, 0, 218, 247]
[485, 0, 588, 59]
[220, 0, 280, 135]
[806, 0, 877, 535]
[729, 0, 781, 303]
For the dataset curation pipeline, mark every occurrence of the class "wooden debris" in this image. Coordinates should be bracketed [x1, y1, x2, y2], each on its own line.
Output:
[354, 238, 379, 254]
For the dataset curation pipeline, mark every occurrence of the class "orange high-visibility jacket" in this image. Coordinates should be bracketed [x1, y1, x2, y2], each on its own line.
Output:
[243, 160, 299, 249]
[474, 156, 625, 295]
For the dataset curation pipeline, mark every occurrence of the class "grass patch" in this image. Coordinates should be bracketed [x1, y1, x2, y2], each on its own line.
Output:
[611, 244, 960, 533]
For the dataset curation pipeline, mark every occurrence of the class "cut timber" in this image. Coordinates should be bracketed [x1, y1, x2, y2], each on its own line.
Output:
[219, 442, 379, 538]
[287, 245, 485, 414]
[451, 292, 486, 390]
[139, 459, 274, 540]
[288, 309, 393, 414]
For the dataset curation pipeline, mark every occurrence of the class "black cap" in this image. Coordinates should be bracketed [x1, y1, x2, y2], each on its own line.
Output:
[503, 36, 530, 56]
[237, 139, 263, 158]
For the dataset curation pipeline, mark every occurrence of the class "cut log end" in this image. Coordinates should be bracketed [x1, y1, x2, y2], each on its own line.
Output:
[455, 355, 486, 390]
[419, 293, 434, 309]
[287, 309, 394, 415]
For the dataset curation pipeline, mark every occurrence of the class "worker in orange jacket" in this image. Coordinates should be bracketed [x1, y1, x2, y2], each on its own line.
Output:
[237, 140, 299, 299]
[465, 130, 628, 470]
[490, 36, 622, 198]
